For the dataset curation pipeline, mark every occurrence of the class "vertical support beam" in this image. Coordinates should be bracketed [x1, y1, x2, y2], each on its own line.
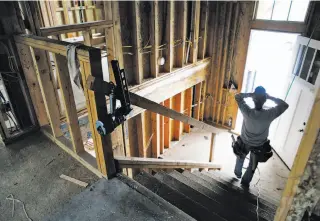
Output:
[184, 87, 193, 133]
[173, 93, 182, 141]
[231, 2, 254, 129]
[111, 1, 124, 68]
[151, 112, 160, 158]
[164, 98, 172, 148]
[83, 30, 92, 46]
[175, 1, 187, 67]
[122, 121, 131, 177]
[15, 43, 48, 126]
[204, 2, 218, 120]
[209, 133, 216, 162]
[160, 102, 164, 154]
[275, 89, 320, 221]
[103, 1, 126, 161]
[222, 3, 239, 126]
[103, 1, 115, 82]
[79, 48, 116, 177]
[200, 81, 207, 121]
[132, 1, 143, 84]
[54, 54, 84, 153]
[212, 3, 226, 122]
[151, 1, 159, 77]
[189, 1, 201, 64]
[193, 82, 202, 120]
[136, 112, 146, 158]
[164, 1, 174, 72]
[216, 3, 233, 124]
[198, 1, 209, 60]
[31, 48, 62, 137]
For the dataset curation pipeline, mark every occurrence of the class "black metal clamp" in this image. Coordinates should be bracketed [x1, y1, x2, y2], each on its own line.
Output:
[87, 60, 132, 135]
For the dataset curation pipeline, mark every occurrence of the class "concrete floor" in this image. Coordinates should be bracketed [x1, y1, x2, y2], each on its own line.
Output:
[0, 132, 99, 221]
[161, 128, 290, 201]
[45, 177, 194, 221]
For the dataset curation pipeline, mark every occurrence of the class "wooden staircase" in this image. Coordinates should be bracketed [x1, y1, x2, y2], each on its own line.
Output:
[134, 169, 279, 221]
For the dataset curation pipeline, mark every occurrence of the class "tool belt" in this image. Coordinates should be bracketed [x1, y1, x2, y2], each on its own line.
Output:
[232, 136, 273, 163]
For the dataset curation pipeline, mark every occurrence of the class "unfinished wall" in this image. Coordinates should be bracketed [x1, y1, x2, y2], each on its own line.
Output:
[204, 1, 254, 128]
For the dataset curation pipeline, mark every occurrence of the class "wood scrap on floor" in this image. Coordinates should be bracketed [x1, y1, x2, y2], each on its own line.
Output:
[60, 174, 88, 187]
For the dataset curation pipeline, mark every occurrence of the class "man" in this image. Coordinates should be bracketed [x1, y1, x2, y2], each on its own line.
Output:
[234, 86, 289, 187]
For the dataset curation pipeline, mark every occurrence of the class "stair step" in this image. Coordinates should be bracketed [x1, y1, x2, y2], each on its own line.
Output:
[198, 171, 278, 212]
[155, 171, 254, 221]
[168, 170, 273, 221]
[135, 171, 226, 221]
[209, 170, 279, 207]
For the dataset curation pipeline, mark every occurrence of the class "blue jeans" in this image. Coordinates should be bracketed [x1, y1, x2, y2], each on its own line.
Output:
[234, 147, 259, 186]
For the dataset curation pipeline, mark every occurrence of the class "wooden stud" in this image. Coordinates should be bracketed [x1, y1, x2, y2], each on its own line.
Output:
[193, 82, 202, 120]
[159, 102, 164, 154]
[54, 54, 84, 153]
[31, 48, 62, 137]
[231, 2, 254, 129]
[189, 1, 201, 64]
[274, 89, 320, 221]
[200, 81, 207, 121]
[173, 93, 182, 141]
[216, 3, 233, 125]
[132, 1, 143, 84]
[164, 98, 172, 148]
[175, 1, 187, 67]
[222, 3, 240, 126]
[79, 47, 116, 177]
[136, 112, 146, 158]
[15, 43, 48, 126]
[183, 87, 193, 133]
[151, 1, 159, 78]
[112, 1, 128, 166]
[212, 3, 226, 122]
[204, 2, 218, 120]
[111, 1, 124, 68]
[104, 1, 116, 83]
[151, 112, 160, 158]
[198, 1, 209, 60]
[209, 133, 216, 162]
[83, 30, 92, 46]
[123, 121, 133, 178]
[164, 1, 174, 72]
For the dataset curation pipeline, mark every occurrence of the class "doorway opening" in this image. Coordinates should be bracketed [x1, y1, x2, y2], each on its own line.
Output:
[235, 30, 299, 139]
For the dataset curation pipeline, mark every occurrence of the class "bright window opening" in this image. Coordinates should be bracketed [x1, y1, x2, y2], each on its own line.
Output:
[256, 0, 310, 22]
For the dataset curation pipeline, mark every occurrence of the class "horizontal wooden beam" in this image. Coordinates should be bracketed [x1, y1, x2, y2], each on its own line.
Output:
[14, 34, 91, 62]
[40, 20, 113, 36]
[251, 20, 306, 33]
[115, 156, 222, 169]
[128, 59, 211, 118]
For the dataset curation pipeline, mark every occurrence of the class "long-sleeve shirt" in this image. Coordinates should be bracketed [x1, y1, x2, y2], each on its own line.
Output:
[235, 93, 289, 147]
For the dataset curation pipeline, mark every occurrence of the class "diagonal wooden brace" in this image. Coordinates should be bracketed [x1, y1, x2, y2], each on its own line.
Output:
[87, 76, 225, 134]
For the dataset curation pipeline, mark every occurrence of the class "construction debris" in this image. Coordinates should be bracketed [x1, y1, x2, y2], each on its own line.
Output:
[60, 174, 88, 187]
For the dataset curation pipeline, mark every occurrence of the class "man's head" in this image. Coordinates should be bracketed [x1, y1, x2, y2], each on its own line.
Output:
[253, 86, 267, 110]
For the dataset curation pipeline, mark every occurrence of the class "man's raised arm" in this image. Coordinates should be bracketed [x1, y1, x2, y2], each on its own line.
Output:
[235, 93, 253, 116]
[267, 95, 289, 119]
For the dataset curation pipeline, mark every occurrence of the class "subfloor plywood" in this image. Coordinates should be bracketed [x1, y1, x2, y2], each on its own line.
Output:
[0, 132, 99, 221]
[161, 128, 290, 201]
